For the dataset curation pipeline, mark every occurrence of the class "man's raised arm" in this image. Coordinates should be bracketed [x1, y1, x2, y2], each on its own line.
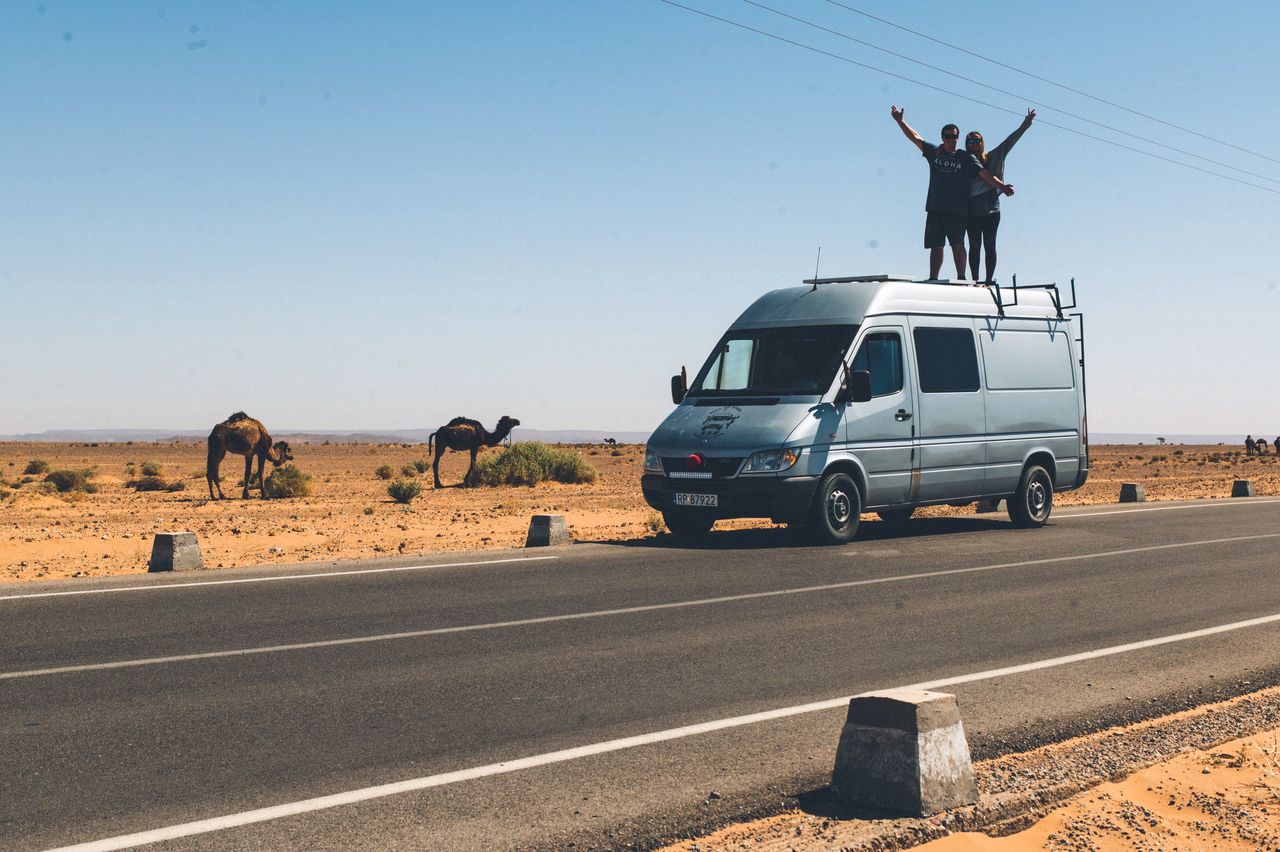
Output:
[891, 105, 925, 151]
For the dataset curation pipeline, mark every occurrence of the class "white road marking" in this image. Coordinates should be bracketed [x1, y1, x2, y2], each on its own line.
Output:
[49, 609, 1280, 852]
[1056, 498, 1280, 519]
[0, 556, 558, 602]
[9, 533, 1279, 681]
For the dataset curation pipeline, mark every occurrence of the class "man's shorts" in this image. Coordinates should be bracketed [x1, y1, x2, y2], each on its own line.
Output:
[924, 212, 966, 249]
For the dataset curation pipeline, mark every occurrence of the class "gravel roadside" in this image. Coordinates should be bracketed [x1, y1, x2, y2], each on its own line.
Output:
[658, 685, 1280, 850]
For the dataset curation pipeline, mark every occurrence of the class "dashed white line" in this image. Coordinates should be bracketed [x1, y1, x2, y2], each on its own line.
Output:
[48, 609, 1280, 852]
[0, 556, 558, 602]
[9, 533, 1279, 681]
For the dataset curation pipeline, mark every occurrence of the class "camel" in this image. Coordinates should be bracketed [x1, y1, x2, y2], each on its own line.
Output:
[427, 415, 520, 488]
[206, 412, 293, 500]
[603, 437, 617, 446]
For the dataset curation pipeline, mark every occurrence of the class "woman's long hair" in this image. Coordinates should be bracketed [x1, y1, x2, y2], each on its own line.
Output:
[965, 131, 986, 163]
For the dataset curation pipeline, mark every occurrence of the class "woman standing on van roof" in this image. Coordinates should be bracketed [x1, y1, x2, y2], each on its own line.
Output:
[965, 108, 1035, 283]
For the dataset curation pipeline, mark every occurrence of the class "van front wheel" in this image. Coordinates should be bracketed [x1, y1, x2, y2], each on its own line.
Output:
[1008, 464, 1053, 528]
[810, 472, 861, 544]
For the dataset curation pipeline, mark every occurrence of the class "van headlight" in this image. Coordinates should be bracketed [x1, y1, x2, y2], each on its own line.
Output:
[644, 447, 663, 473]
[743, 447, 800, 473]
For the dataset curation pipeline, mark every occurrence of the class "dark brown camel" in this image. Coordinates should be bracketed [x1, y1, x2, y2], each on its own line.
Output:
[206, 411, 293, 500]
[427, 415, 520, 488]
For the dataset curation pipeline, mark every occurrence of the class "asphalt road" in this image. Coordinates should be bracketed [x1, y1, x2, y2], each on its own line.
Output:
[6, 498, 1280, 851]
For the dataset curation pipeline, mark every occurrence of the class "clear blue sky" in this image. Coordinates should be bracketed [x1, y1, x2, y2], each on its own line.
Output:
[4, 1, 1279, 436]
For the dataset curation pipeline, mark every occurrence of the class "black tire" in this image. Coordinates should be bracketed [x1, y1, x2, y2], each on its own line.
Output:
[809, 472, 862, 544]
[1008, 464, 1053, 528]
[876, 507, 914, 529]
[663, 509, 714, 540]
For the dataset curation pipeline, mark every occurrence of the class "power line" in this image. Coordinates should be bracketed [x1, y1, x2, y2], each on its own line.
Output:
[737, 0, 1280, 186]
[653, 0, 1280, 196]
[820, 0, 1280, 167]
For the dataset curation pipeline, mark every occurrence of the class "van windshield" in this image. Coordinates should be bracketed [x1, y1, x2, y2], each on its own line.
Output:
[689, 325, 858, 397]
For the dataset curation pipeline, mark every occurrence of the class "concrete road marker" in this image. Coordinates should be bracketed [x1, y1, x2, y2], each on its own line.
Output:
[831, 689, 978, 817]
[1232, 479, 1256, 498]
[1119, 482, 1146, 503]
[147, 533, 204, 572]
[525, 515, 570, 547]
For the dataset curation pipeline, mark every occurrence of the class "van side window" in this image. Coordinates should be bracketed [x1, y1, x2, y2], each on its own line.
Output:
[914, 327, 980, 393]
[850, 332, 903, 397]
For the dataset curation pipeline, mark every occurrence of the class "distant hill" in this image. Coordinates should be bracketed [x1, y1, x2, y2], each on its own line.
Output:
[0, 427, 653, 445]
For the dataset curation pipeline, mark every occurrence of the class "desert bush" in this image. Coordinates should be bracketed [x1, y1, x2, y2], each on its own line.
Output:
[124, 462, 137, 476]
[401, 463, 418, 477]
[412, 459, 429, 474]
[387, 479, 422, 504]
[28, 480, 59, 496]
[133, 475, 168, 492]
[140, 460, 164, 477]
[375, 464, 395, 480]
[611, 449, 623, 457]
[166, 480, 186, 492]
[646, 511, 667, 534]
[469, 442, 598, 487]
[265, 465, 313, 498]
[44, 468, 94, 493]
[363, 506, 375, 515]
[24, 459, 50, 475]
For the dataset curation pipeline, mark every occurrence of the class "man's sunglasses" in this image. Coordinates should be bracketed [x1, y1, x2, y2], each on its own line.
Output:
[942, 132, 959, 139]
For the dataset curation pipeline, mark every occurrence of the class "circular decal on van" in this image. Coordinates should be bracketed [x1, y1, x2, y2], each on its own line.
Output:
[699, 406, 742, 438]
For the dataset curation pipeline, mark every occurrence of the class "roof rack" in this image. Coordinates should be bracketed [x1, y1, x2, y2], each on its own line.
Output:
[986, 276, 1078, 319]
[804, 274, 916, 290]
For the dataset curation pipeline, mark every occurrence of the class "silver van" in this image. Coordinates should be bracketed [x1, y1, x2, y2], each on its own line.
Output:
[641, 275, 1088, 543]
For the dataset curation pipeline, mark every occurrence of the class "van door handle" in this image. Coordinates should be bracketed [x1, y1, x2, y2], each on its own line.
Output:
[895, 409, 913, 421]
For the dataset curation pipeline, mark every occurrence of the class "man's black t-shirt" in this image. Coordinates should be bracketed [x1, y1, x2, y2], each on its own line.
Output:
[921, 142, 984, 214]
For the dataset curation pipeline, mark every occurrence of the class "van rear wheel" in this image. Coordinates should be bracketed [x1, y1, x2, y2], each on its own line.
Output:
[1008, 464, 1053, 528]
[663, 509, 714, 540]
[809, 472, 861, 544]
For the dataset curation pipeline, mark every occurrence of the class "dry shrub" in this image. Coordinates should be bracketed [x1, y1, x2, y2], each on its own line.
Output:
[44, 469, 96, 493]
[469, 442, 597, 487]
[265, 465, 313, 498]
[388, 479, 421, 504]
[132, 475, 168, 492]
[140, 461, 164, 477]
[24, 460, 50, 475]
[375, 464, 395, 480]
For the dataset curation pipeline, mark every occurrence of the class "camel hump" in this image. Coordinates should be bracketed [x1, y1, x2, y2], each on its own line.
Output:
[444, 416, 482, 430]
[227, 411, 251, 422]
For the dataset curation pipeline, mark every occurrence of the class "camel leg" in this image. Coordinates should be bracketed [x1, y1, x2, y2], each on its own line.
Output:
[466, 446, 478, 487]
[207, 446, 226, 500]
[257, 453, 269, 500]
[433, 445, 445, 489]
[242, 455, 253, 499]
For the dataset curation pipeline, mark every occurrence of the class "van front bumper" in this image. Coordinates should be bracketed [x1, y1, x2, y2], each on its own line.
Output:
[640, 473, 821, 521]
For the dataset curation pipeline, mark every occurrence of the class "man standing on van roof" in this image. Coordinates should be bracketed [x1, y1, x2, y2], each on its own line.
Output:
[891, 105, 1014, 281]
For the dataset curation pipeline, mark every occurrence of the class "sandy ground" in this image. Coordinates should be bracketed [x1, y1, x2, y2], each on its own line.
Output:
[662, 687, 1280, 851]
[2, 441, 1277, 583]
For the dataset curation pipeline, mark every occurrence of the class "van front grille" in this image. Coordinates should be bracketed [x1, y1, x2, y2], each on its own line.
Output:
[661, 457, 743, 478]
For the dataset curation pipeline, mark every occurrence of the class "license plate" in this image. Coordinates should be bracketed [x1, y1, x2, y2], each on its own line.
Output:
[674, 492, 718, 507]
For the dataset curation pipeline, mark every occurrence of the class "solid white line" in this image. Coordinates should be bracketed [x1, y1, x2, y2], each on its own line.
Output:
[1056, 498, 1280, 519]
[0, 556, 558, 602]
[9, 533, 1279, 681]
[50, 609, 1280, 852]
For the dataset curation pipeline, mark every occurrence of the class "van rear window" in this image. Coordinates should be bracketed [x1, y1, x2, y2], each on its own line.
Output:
[914, 327, 980, 393]
[690, 325, 857, 397]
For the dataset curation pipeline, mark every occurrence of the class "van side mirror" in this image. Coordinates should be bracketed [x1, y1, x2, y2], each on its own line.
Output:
[671, 366, 688, 404]
[848, 370, 872, 403]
